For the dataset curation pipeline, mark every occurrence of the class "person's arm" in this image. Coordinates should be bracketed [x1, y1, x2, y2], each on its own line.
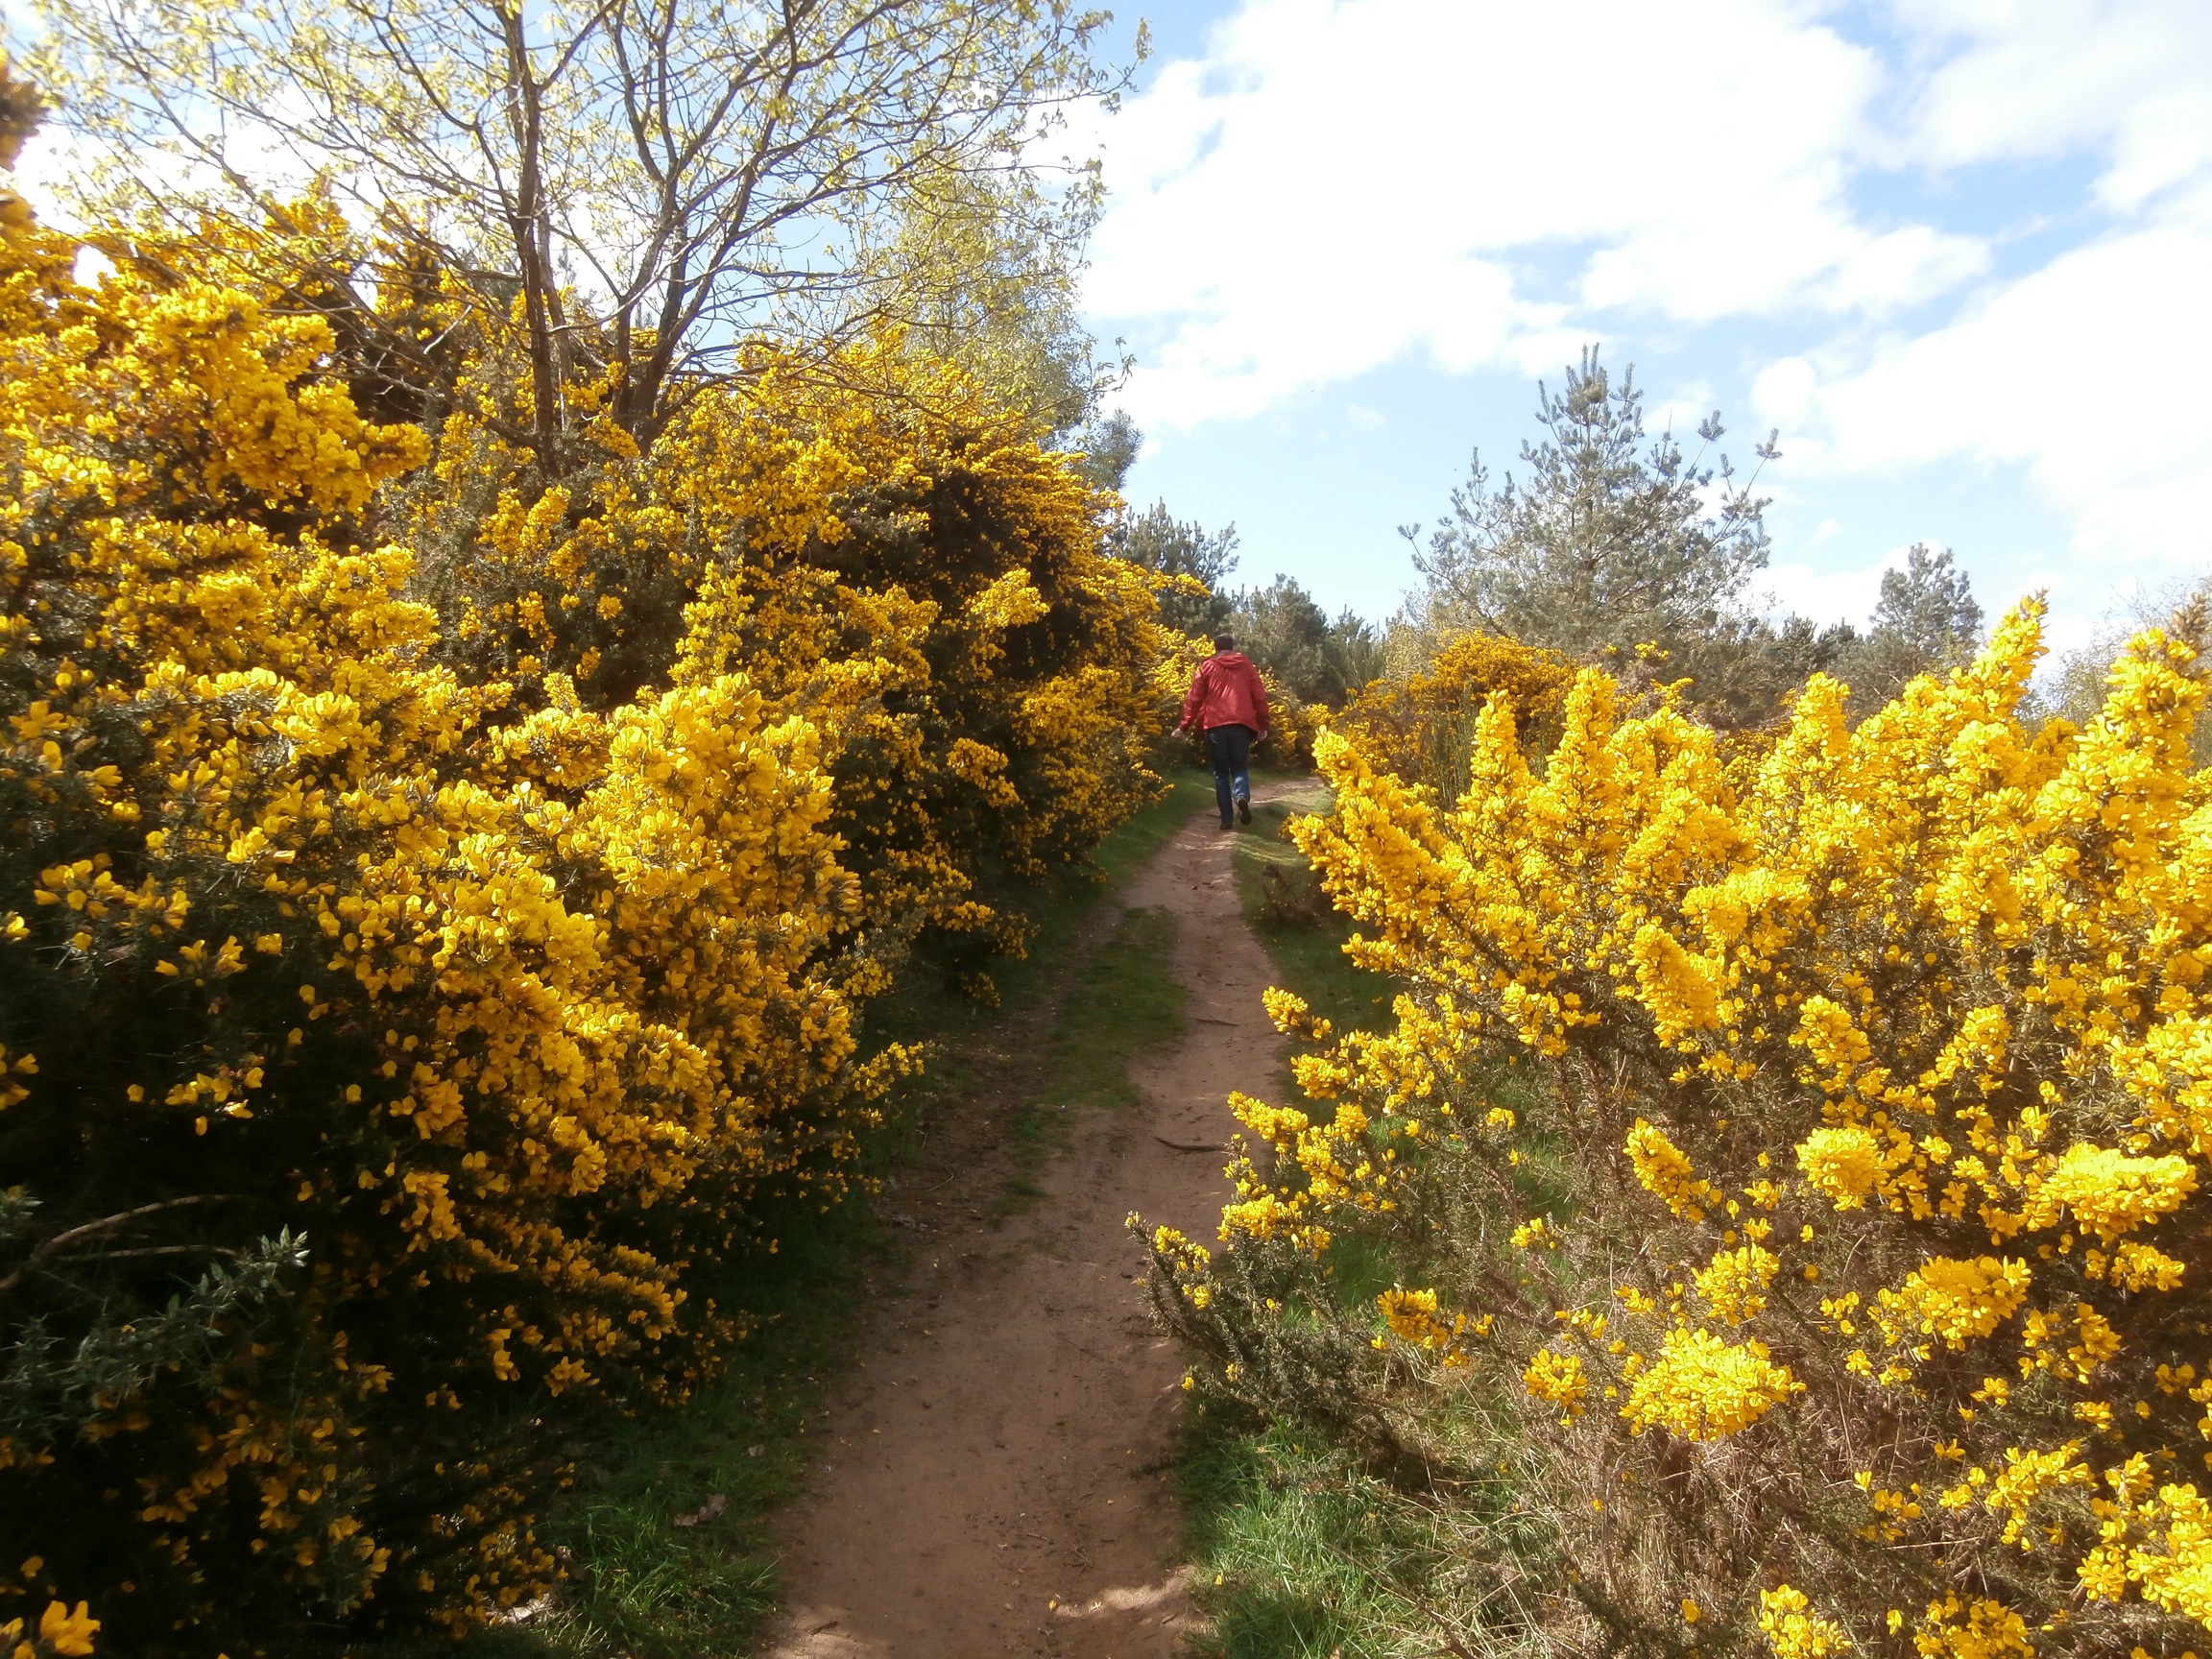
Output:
[1247, 661, 1271, 738]
[1179, 661, 1211, 733]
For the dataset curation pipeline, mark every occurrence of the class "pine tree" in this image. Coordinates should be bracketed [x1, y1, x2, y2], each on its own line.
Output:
[1228, 575, 1380, 706]
[1407, 348, 1776, 662]
[1831, 543, 1984, 712]
[1119, 502, 1240, 637]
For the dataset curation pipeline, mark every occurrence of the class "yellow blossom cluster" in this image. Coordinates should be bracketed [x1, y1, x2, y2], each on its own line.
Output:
[1695, 1242, 1780, 1326]
[1759, 1585, 1854, 1657]
[1378, 1286, 1477, 1366]
[1621, 1327, 1802, 1441]
[1875, 1256, 2033, 1350]
[1148, 597, 2212, 1653]
[1, 195, 1166, 1648]
[1524, 1348, 1590, 1420]
[1329, 630, 1577, 799]
[396, 325, 1168, 990]
[2, 1600, 99, 1659]
[1630, 1117, 1725, 1220]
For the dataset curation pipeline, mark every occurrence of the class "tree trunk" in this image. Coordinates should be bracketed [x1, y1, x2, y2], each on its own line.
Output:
[501, 5, 563, 466]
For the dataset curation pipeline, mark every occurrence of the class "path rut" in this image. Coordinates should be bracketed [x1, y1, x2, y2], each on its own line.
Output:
[766, 786, 1298, 1658]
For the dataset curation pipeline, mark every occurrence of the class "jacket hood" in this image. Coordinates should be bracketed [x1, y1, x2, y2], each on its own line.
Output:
[1210, 650, 1254, 668]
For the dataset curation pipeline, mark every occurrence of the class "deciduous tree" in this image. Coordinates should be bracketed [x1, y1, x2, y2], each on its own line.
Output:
[26, 0, 1124, 462]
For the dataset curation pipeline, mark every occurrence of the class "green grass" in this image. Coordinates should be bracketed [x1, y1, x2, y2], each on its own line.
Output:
[865, 770, 1211, 1205]
[1174, 1418, 1461, 1659]
[1004, 902, 1188, 1201]
[484, 1200, 885, 1658]
[442, 770, 1217, 1659]
[1229, 781, 1397, 1037]
[1176, 780, 1447, 1658]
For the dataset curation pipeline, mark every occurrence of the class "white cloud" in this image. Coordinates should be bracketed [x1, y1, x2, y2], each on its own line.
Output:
[1089, 0, 1992, 431]
[1772, 217, 2212, 570]
[1090, 0, 2212, 596]
[1888, 0, 2212, 212]
[1724, 3, 2212, 590]
[1762, 546, 1911, 629]
[1752, 356, 1817, 425]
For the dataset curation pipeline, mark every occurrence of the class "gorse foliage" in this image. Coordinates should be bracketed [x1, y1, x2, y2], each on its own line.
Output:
[1150, 603, 2212, 1656]
[2041, 583, 2212, 773]
[399, 322, 1165, 984]
[0, 163, 1166, 1651]
[1331, 632, 1578, 804]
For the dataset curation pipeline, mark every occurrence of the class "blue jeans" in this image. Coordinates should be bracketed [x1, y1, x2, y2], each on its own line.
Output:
[1207, 724, 1253, 825]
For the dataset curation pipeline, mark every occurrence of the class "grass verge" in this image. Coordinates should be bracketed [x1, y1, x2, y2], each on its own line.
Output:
[453, 770, 1215, 1658]
[463, 1197, 886, 1659]
[1229, 781, 1395, 1035]
[1004, 902, 1186, 1202]
[1176, 778, 1458, 1659]
[1175, 1424, 1474, 1659]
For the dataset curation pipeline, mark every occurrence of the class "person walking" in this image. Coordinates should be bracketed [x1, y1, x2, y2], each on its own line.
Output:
[1179, 634, 1270, 830]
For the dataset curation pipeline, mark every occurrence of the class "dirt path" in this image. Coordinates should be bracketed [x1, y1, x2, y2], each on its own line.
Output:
[766, 785, 1299, 1659]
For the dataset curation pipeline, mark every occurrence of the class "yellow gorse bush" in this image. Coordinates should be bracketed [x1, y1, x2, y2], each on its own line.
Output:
[403, 325, 1166, 990]
[0, 204, 870, 1642]
[1148, 600, 2212, 1655]
[1, 193, 1163, 1647]
[1330, 629, 1577, 800]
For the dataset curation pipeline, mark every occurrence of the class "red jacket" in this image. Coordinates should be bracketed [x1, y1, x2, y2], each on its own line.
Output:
[1180, 651, 1270, 737]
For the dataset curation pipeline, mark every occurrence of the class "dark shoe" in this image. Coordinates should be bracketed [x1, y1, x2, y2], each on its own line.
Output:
[1220, 818, 1236, 830]
[1237, 796, 1252, 826]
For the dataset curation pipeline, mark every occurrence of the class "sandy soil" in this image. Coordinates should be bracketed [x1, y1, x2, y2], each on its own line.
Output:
[764, 785, 1298, 1659]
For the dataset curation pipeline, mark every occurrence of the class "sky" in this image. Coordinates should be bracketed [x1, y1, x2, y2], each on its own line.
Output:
[1070, 0, 2212, 649]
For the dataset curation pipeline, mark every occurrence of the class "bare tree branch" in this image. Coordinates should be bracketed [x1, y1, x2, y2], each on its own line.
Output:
[30, 0, 1126, 460]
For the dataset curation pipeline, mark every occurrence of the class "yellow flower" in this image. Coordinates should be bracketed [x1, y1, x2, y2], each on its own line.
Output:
[1627, 1119, 1720, 1222]
[36, 1601, 100, 1657]
[1758, 1585, 1848, 1657]
[1874, 1257, 2032, 1351]
[1623, 1328, 1802, 1441]
[1377, 1286, 1472, 1363]
[0, 204, 1173, 1639]
[1161, 589, 2212, 1652]
[1695, 1244, 1780, 1326]
[2031, 1143, 2196, 1242]
[1911, 1593, 2032, 1658]
[1796, 1126, 1883, 1210]
[1524, 1349, 1589, 1419]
